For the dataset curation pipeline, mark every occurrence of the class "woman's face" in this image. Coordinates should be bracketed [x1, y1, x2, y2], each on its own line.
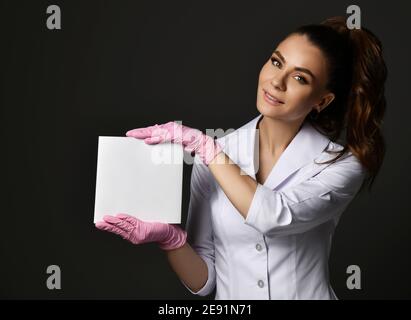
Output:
[256, 34, 335, 123]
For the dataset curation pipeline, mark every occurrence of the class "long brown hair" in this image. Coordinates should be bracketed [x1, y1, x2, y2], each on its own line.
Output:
[288, 16, 387, 193]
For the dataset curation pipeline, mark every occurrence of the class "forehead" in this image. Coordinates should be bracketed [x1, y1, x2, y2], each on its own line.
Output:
[275, 34, 328, 84]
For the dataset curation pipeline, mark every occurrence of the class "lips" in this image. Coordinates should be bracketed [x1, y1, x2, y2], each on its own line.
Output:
[263, 89, 284, 104]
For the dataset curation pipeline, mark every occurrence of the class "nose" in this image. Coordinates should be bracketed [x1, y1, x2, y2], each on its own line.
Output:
[270, 74, 286, 91]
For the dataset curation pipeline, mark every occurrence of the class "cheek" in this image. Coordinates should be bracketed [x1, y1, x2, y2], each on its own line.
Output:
[258, 64, 271, 83]
[286, 85, 312, 104]
[283, 86, 316, 116]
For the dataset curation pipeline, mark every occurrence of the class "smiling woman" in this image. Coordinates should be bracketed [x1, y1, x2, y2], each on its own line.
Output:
[255, 17, 386, 193]
[256, 33, 336, 131]
[96, 16, 387, 300]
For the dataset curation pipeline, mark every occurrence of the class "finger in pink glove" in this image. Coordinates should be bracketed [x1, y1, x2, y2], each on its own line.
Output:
[95, 213, 187, 250]
[125, 121, 223, 166]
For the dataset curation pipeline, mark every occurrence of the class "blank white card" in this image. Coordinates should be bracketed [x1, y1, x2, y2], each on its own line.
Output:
[94, 136, 184, 224]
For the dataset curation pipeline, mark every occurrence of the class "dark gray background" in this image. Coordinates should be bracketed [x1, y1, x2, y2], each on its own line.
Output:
[1, 0, 410, 299]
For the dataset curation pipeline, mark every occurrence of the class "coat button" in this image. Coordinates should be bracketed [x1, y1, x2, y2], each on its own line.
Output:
[258, 280, 264, 288]
[255, 243, 262, 251]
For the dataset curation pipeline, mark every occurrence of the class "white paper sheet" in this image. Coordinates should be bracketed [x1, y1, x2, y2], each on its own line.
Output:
[94, 136, 184, 224]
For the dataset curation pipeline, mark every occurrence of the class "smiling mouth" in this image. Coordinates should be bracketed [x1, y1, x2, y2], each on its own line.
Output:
[263, 89, 284, 104]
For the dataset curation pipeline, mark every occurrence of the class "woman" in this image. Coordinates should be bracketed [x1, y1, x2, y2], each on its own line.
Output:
[95, 16, 387, 299]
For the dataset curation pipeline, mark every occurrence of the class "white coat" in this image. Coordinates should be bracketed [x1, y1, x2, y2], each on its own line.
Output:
[181, 113, 366, 300]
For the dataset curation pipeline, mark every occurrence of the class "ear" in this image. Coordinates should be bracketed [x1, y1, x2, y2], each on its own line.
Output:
[315, 92, 335, 112]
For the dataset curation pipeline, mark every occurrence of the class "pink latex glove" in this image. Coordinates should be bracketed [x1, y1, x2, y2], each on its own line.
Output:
[95, 213, 187, 250]
[125, 121, 223, 166]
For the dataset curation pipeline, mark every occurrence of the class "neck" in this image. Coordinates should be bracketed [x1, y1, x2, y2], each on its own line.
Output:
[257, 115, 304, 156]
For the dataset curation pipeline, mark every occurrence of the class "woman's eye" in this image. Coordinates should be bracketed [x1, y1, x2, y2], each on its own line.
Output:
[270, 57, 280, 67]
[295, 75, 307, 84]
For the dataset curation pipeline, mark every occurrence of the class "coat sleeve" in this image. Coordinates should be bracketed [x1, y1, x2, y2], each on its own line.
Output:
[180, 155, 216, 296]
[244, 153, 367, 236]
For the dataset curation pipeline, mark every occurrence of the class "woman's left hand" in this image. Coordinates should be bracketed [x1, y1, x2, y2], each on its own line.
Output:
[126, 121, 223, 166]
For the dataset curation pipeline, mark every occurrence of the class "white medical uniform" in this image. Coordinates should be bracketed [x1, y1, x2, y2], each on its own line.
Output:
[181, 113, 367, 300]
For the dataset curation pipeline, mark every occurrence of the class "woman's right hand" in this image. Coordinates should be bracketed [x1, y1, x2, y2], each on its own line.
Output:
[95, 213, 187, 250]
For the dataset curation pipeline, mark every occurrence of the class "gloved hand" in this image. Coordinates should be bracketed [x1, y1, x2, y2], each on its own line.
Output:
[125, 121, 223, 166]
[95, 213, 187, 250]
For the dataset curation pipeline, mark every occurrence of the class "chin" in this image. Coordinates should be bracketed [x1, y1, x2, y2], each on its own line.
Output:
[256, 99, 281, 117]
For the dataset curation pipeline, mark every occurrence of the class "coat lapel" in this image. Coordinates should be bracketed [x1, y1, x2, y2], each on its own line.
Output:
[220, 113, 331, 191]
[261, 118, 331, 190]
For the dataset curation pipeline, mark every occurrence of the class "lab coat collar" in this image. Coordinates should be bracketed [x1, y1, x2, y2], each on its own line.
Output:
[219, 113, 331, 190]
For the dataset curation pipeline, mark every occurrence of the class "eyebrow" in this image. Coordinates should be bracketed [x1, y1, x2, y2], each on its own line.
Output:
[273, 50, 316, 80]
